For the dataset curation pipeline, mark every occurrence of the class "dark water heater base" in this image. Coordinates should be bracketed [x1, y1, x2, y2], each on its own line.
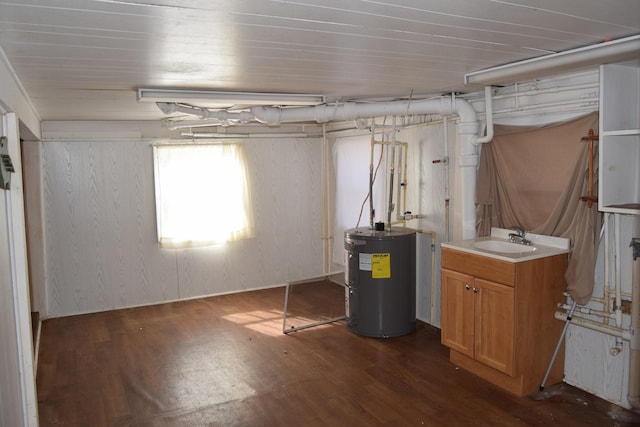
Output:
[344, 227, 416, 338]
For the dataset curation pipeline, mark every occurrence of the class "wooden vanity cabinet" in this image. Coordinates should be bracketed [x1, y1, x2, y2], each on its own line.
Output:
[441, 247, 567, 396]
[441, 270, 516, 376]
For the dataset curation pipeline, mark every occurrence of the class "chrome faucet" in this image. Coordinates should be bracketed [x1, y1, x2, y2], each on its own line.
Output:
[509, 227, 532, 245]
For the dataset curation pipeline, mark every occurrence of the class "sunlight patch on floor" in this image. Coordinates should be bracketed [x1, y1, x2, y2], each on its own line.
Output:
[221, 309, 284, 336]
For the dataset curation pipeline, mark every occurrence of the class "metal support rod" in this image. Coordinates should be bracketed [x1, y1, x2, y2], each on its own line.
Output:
[284, 316, 347, 334]
[541, 300, 577, 391]
[282, 272, 346, 334]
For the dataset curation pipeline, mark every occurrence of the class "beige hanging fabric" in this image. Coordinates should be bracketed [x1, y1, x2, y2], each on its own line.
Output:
[476, 111, 601, 304]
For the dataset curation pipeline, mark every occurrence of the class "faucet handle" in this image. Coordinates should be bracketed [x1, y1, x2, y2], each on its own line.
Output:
[514, 227, 525, 237]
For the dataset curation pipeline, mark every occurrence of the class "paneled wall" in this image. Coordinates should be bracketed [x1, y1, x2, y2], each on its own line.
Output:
[41, 137, 323, 317]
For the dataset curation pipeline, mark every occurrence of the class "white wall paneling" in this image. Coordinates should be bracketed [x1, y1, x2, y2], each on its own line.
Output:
[41, 136, 323, 317]
[565, 327, 631, 405]
[43, 139, 177, 315]
[564, 214, 639, 408]
[175, 138, 324, 300]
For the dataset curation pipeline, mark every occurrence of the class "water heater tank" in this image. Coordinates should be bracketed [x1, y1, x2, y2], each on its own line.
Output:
[344, 226, 416, 338]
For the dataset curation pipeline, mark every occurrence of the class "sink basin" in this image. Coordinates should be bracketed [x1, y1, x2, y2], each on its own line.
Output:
[473, 240, 537, 254]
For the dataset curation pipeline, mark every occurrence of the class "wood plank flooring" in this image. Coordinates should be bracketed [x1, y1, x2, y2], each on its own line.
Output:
[37, 281, 640, 426]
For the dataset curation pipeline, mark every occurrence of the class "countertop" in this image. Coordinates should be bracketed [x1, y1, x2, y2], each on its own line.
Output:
[440, 228, 571, 263]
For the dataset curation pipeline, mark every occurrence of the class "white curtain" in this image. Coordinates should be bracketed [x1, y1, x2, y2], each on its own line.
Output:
[154, 143, 254, 248]
[332, 134, 387, 266]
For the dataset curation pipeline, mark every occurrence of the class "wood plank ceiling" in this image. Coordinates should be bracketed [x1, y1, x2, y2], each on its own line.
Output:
[0, 0, 638, 121]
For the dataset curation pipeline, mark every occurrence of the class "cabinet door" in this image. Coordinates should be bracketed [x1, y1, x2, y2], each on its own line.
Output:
[474, 278, 515, 376]
[441, 269, 475, 357]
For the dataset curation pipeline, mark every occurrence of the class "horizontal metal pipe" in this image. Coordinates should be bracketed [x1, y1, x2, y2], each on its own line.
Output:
[490, 99, 598, 115]
[464, 81, 598, 103]
[558, 303, 616, 319]
[555, 311, 631, 341]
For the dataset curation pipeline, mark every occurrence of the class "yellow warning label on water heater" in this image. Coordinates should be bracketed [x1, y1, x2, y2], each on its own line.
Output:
[371, 253, 391, 279]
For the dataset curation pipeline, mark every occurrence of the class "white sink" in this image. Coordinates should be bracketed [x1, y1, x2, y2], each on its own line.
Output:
[441, 228, 570, 263]
[473, 240, 537, 253]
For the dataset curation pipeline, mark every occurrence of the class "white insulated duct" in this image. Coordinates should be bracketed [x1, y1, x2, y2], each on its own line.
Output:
[247, 96, 476, 125]
[159, 94, 481, 239]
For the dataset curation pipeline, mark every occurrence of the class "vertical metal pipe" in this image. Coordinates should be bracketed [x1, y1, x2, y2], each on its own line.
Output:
[394, 143, 409, 224]
[369, 131, 375, 229]
[387, 118, 397, 229]
[321, 124, 330, 273]
[443, 116, 450, 242]
[628, 238, 640, 410]
[615, 215, 623, 326]
[605, 213, 611, 321]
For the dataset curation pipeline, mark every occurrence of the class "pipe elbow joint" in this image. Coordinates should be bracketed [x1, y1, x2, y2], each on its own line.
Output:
[471, 86, 494, 145]
[251, 106, 282, 125]
[472, 129, 494, 145]
[156, 102, 177, 115]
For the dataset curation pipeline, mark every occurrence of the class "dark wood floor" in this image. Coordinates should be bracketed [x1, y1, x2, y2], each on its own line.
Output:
[37, 280, 640, 426]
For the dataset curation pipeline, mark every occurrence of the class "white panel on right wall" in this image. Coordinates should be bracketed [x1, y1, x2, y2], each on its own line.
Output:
[564, 213, 638, 408]
[565, 326, 630, 404]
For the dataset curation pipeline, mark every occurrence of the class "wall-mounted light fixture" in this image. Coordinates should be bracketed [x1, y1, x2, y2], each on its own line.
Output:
[137, 88, 325, 107]
[180, 132, 309, 139]
[465, 34, 640, 86]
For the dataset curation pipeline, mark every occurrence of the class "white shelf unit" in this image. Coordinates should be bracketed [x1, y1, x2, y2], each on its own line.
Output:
[598, 61, 640, 215]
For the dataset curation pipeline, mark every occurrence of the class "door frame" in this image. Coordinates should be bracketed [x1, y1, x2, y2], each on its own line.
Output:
[2, 112, 39, 426]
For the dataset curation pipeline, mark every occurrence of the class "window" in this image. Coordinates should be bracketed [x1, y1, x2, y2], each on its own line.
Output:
[153, 143, 254, 248]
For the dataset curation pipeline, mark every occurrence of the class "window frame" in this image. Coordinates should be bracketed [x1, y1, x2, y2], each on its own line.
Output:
[153, 142, 254, 248]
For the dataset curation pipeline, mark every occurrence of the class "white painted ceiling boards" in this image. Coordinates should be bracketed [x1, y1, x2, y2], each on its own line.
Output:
[0, 0, 638, 121]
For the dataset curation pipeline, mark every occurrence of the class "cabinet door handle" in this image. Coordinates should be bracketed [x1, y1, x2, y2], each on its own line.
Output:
[473, 287, 479, 293]
[465, 284, 471, 290]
